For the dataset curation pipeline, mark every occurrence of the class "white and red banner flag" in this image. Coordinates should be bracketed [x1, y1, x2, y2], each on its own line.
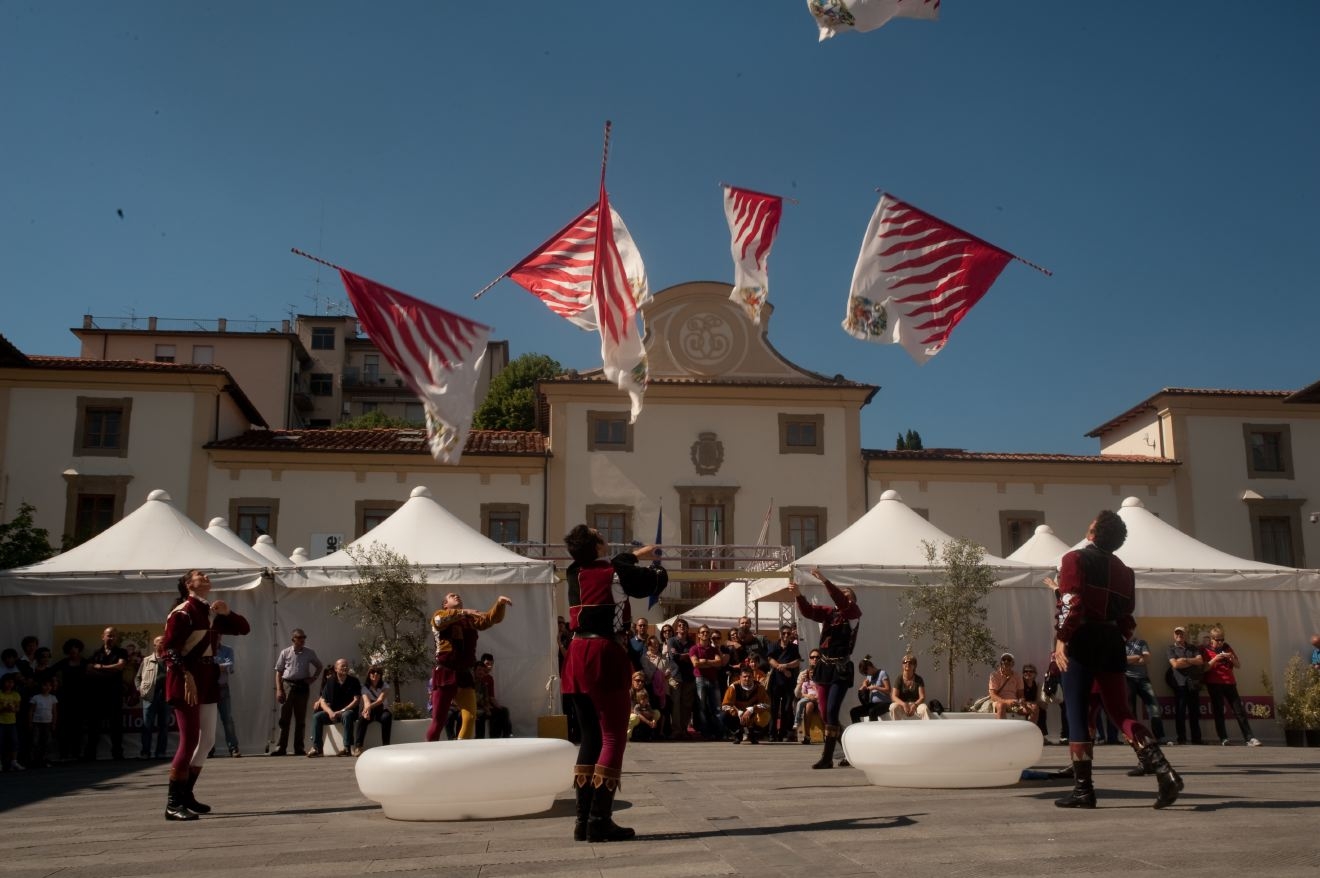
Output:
[507, 203, 649, 331]
[842, 194, 1012, 364]
[723, 185, 783, 325]
[807, 0, 939, 42]
[592, 183, 649, 422]
[338, 269, 490, 463]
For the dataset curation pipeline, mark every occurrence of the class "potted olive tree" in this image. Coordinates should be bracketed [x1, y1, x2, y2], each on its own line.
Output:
[1274, 657, 1309, 747]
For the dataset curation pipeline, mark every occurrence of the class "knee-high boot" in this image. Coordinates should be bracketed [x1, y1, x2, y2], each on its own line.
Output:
[586, 765, 635, 842]
[812, 726, 840, 770]
[1137, 741, 1183, 809]
[1054, 743, 1096, 809]
[165, 776, 199, 821]
[185, 766, 211, 814]
[572, 764, 594, 842]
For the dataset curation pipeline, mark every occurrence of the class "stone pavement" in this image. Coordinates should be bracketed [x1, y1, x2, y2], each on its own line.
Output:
[3, 737, 1319, 878]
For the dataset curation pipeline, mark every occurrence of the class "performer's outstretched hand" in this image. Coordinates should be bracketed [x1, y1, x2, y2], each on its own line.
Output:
[497, 596, 514, 607]
[633, 544, 658, 560]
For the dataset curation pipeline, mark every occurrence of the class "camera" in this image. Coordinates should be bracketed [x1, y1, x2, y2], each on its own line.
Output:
[1309, 511, 1319, 524]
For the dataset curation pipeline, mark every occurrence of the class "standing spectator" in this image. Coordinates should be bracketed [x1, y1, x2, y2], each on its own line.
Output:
[789, 568, 862, 769]
[1310, 633, 1320, 671]
[689, 625, 727, 740]
[713, 629, 737, 693]
[1201, 626, 1262, 747]
[721, 666, 771, 744]
[1166, 626, 1205, 745]
[272, 629, 322, 756]
[889, 655, 931, 720]
[14, 636, 38, 768]
[666, 619, 696, 739]
[52, 639, 88, 760]
[27, 676, 58, 768]
[1124, 635, 1168, 743]
[639, 636, 675, 738]
[135, 636, 169, 759]
[626, 618, 649, 671]
[849, 656, 892, 724]
[793, 653, 820, 740]
[85, 627, 128, 761]
[734, 616, 769, 672]
[766, 625, 801, 741]
[309, 659, 361, 757]
[353, 666, 392, 753]
[473, 661, 511, 739]
[0, 673, 21, 770]
[214, 635, 240, 757]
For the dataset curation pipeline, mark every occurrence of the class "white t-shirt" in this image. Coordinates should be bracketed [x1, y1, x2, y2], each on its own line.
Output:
[30, 692, 58, 724]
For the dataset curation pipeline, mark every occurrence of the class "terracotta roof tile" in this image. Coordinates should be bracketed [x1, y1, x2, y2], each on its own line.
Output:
[542, 373, 876, 391]
[26, 355, 232, 375]
[1086, 387, 1295, 437]
[863, 448, 1177, 465]
[207, 428, 547, 456]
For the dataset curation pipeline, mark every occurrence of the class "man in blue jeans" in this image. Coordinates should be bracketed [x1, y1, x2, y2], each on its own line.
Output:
[308, 659, 360, 757]
[1124, 636, 1168, 750]
[689, 626, 727, 739]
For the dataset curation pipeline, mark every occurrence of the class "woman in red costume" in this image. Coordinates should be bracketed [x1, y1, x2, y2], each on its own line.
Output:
[562, 525, 668, 843]
[162, 570, 250, 820]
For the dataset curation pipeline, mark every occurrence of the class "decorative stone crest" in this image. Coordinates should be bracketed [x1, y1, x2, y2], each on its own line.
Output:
[690, 431, 724, 475]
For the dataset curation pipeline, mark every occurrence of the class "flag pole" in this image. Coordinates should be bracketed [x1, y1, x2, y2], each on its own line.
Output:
[875, 189, 1053, 278]
[291, 247, 348, 274]
[719, 181, 799, 206]
[472, 203, 598, 301]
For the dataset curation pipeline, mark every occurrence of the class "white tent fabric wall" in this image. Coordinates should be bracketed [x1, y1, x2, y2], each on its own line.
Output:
[658, 581, 792, 631]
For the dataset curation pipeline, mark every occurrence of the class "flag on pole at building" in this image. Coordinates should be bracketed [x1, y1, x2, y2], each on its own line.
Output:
[723, 185, 783, 325]
[755, 498, 775, 547]
[648, 504, 664, 607]
[842, 193, 1013, 365]
[506, 203, 649, 331]
[337, 269, 491, 464]
[807, 0, 939, 41]
[591, 181, 649, 421]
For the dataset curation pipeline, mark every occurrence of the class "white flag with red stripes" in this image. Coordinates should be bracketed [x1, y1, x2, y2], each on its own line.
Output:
[807, 0, 939, 42]
[507, 203, 649, 331]
[338, 269, 490, 463]
[723, 185, 783, 325]
[843, 194, 1012, 364]
[592, 184, 648, 421]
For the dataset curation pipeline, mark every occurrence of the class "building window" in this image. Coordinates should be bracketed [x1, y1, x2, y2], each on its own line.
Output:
[226, 499, 279, 544]
[154, 344, 176, 363]
[586, 505, 633, 546]
[778, 413, 824, 455]
[587, 411, 633, 452]
[311, 327, 336, 350]
[363, 354, 380, 383]
[62, 473, 131, 546]
[1243, 424, 1294, 479]
[74, 397, 132, 458]
[403, 403, 424, 423]
[361, 401, 378, 415]
[309, 373, 333, 396]
[780, 507, 827, 558]
[482, 503, 529, 544]
[355, 500, 403, 539]
[1245, 497, 1305, 567]
[999, 510, 1043, 557]
[191, 345, 214, 364]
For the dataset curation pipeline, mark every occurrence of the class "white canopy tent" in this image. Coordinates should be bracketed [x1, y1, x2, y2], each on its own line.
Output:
[206, 517, 274, 567]
[251, 534, 294, 567]
[1006, 524, 1073, 568]
[660, 578, 790, 632]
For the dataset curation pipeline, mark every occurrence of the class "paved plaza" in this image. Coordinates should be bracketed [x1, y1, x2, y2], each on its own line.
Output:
[3, 735, 1319, 878]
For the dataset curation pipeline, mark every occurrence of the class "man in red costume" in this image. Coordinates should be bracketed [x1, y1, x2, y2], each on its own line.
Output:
[562, 525, 668, 842]
[425, 592, 512, 742]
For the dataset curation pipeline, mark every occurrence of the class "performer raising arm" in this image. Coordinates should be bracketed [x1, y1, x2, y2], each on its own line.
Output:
[787, 568, 861, 769]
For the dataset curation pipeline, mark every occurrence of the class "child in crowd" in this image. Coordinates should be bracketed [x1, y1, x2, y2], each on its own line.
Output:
[28, 677, 58, 768]
[0, 673, 22, 771]
[629, 684, 660, 741]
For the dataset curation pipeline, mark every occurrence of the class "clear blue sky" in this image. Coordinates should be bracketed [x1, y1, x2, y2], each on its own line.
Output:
[4, 3, 1317, 454]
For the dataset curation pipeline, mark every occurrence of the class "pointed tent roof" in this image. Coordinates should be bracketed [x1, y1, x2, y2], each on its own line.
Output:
[1108, 497, 1292, 572]
[1007, 524, 1073, 568]
[252, 534, 294, 567]
[206, 517, 273, 566]
[0, 490, 264, 596]
[287, 486, 554, 587]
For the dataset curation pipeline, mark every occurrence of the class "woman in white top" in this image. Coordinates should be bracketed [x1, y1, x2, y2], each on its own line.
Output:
[352, 666, 392, 754]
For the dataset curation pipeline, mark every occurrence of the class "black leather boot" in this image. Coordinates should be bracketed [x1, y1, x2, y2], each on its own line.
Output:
[586, 769, 634, 842]
[186, 767, 211, 814]
[1055, 744, 1096, 809]
[812, 732, 838, 769]
[165, 778, 199, 821]
[1137, 742, 1183, 809]
[572, 765, 594, 842]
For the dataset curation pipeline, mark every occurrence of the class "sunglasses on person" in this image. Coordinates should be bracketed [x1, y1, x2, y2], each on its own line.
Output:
[902, 659, 915, 665]
[809, 653, 821, 659]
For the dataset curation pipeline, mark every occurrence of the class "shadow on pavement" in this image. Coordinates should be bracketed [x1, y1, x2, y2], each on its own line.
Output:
[0, 759, 157, 810]
[647, 813, 920, 839]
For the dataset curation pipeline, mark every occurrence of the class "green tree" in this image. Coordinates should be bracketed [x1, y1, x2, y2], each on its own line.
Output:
[905, 429, 924, 450]
[899, 537, 1000, 708]
[0, 503, 56, 569]
[331, 543, 431, 701]
[895, 432, 907, 450]
[472, 353, 563, 431]
[334, 410, 420, 429]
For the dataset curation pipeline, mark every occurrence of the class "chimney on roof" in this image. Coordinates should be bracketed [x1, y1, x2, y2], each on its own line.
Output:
[218, 318, 227, 332]
[82, 315, 93, 329]
[282, 320, 290, 333]
[148, 317, 157, 330]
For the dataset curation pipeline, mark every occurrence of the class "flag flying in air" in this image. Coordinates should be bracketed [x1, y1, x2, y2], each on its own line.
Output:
[591, 181, 650, 421]
[755, 498, 775, 547]
[842, 194, 1013, 365]
[723, 185, 783, 325]
[338, 269, 491, 463]
[807, 0, 939, 42]
[507, 203, 649, 331]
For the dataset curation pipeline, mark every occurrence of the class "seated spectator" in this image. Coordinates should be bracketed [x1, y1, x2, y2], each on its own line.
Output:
[309, 659, 361, 757]
[794, 652, 820, 742]
[721, 666, 771, 744]
[988, 653, 1037, 722]
[849, 656, 892, 723]
[353, 666, 392, 754]
[1021, 663, 1047, 735]
[889, 655, 931, 720]
[628, 674, 661, 741]
[474, 660, 511, 739]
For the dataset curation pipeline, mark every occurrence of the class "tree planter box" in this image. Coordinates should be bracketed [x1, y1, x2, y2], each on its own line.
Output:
[1283, 729, 1306, 747]
[1306, 729, 1320, 748]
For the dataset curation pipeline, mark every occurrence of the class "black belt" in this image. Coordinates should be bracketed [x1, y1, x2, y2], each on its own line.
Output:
[573, 632, 605, 639]
[283, 678, 311, 687]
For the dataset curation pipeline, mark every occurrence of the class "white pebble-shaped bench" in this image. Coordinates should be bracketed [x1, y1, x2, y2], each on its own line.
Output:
[841, 716, 1043, 788]
[355, 739, 579, 821]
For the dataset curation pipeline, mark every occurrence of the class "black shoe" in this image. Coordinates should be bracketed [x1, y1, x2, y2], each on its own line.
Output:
[586, 785, 634, 842]
[1055, 787, 1097, 808]
[1127, 766, 1149, 777]
[165, 779, 199, 821]
[269, 749, 287, 757]
[812, 735, 838, 769]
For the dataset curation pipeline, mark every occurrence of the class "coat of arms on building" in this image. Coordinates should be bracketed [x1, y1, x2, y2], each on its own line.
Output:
[690, 431, 724, 475]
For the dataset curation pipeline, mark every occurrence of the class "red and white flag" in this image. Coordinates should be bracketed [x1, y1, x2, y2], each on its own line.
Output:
[723, 185, 783, 325]
[507, 203, 649, 331]
[338, 269, 491, 463]
[842, 194, 1012, 364]
[807, 0, 939, 42]
[592, 183, 648, 422]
